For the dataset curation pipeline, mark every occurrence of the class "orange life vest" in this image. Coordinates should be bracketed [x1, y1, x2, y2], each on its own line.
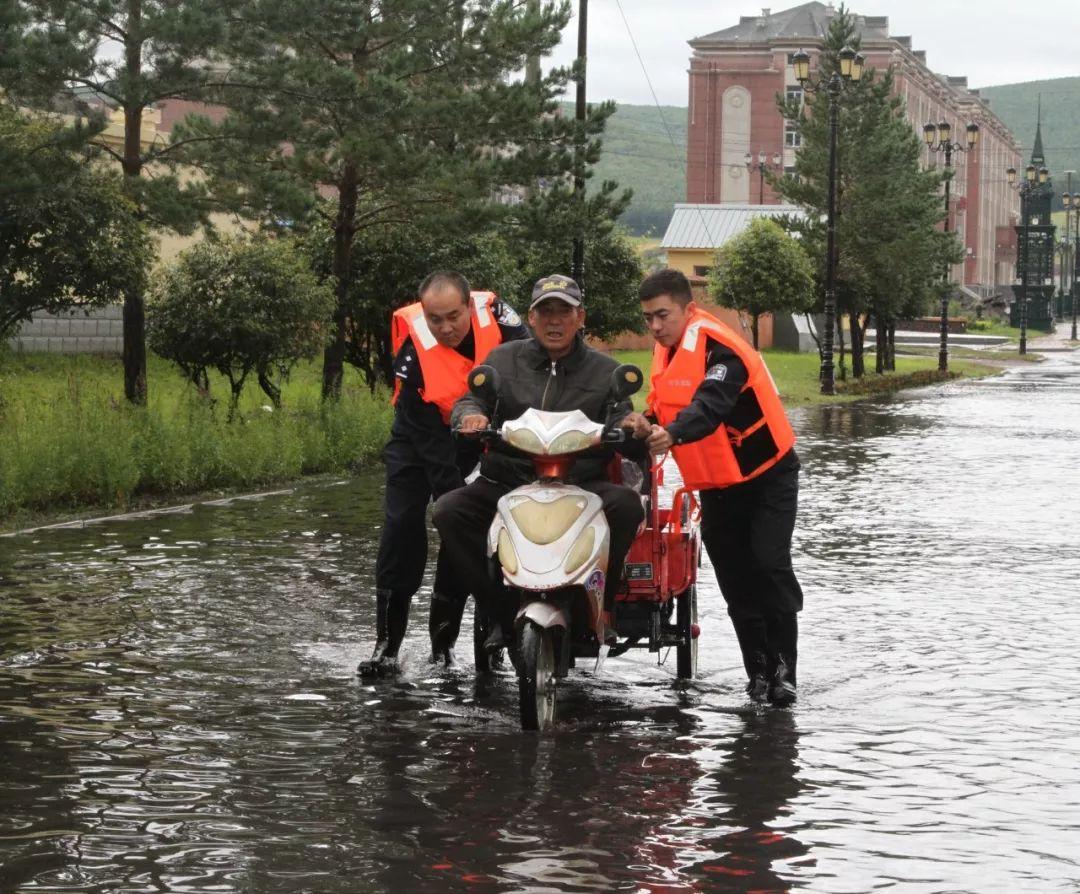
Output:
[391, 291, 503, 424]
[647, 307, 796, 490]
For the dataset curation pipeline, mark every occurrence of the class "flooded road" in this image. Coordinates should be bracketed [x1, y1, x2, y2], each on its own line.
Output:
[2, 352, 1079, 892]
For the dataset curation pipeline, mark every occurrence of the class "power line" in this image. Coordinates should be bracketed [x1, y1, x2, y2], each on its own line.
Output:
[612, 0, 723, 248]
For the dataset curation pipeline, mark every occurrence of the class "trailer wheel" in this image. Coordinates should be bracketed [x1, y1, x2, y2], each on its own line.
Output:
[676, 585, 698, 680]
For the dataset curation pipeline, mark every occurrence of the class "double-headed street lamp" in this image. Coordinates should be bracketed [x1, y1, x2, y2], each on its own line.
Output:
[923, 120, 980, 373]
[793, 45, 865, 395]
[1006, 163, 1049, 355]
[1063, 191, 1080, 340]
[745, 150, 783, 205]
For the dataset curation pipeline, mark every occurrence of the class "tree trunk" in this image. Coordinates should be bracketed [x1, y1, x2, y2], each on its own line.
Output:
[258, 368, 282, 409]
[751, 313, 760, 349]
[121, 0, 147, 406]
[226, 372, 248, 423]
[322, 163, 360, 400]
[836, 314, 847, 381]
[850, 313, 865, 378]
[875, 315, 885, 374]
[887, 321, 897, 371]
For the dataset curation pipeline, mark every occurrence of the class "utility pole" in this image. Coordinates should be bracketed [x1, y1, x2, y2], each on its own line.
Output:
[570, 0, 588, 296]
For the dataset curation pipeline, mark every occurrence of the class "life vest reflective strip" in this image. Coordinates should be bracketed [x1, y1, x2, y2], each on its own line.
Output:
[391, 291, 502, 424]
[647, 308, 795, 490]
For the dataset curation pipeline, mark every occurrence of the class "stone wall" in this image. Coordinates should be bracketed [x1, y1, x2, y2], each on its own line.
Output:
[7, 306, 123, 354]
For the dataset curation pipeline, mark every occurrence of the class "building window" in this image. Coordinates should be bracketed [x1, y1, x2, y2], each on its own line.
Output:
[784, 164, 800, 184]
[693, 265, 712, 277]
[785, 86, 803, 107]
[785, 124, 801, 148]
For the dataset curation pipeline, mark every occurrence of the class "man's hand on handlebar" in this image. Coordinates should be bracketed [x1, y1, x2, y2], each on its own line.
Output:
[646, 425, 674, 455]
[621, 412, 652, 440]
[458, 414, 490, 436]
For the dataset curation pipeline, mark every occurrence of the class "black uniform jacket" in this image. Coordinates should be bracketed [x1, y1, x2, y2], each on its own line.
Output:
[450, 335, 647, 487]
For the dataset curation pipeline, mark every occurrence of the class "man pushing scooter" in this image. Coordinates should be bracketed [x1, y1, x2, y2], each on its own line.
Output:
[623, 268, 804, 706]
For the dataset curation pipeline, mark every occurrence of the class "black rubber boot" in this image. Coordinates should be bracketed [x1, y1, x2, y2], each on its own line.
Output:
[730, 616, 771, 703]
[767, 613, 798, 706]
[429, 591, 466, 666]
[358, 588, 410, 678]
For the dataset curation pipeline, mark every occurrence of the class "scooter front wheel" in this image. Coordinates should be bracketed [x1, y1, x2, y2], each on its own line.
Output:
[518, 621, 557, 731]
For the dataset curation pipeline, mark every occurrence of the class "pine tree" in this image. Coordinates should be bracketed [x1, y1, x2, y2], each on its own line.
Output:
[775, 5, 960, 377]
[180, 0, 596, 397]
[3, 0, 231, 404]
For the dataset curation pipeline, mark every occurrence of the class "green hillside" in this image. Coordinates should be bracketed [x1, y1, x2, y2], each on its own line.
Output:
[564, 102, 687, 236]
[977, 78, 1080, 205]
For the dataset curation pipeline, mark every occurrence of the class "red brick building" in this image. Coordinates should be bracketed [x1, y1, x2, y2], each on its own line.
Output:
[685, 2, 1022, 297]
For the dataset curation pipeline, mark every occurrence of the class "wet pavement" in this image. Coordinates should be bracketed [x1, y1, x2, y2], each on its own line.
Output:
[2, 350, 1079, 892]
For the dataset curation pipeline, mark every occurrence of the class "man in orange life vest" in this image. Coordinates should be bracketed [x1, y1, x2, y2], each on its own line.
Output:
[358, 271, 527, 677]
[626, 268, 804, 705]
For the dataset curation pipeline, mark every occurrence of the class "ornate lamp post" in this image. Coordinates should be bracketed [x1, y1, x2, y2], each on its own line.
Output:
[923, 121, 979, 373]
[1063, 191, 1080, 340]
[793, 45, 865, 395]
[744, 150, 783, 205]
[1006, 163, 1049, 354]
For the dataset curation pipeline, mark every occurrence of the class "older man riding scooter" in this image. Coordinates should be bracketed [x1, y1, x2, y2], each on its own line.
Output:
[623, 268, 804, 706]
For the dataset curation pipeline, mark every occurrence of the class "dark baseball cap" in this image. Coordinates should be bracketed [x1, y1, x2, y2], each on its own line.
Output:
[529, 274, 582, 310]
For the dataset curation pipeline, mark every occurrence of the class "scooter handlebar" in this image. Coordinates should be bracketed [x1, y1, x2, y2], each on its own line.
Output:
[601, 427, 628, 444]
[453, 426, 499, 442]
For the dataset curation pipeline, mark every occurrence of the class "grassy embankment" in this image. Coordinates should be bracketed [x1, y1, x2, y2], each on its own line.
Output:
[1, 344, 1008, 530]
[0, 353, 392, 530]
[613, 348, 1004, 410]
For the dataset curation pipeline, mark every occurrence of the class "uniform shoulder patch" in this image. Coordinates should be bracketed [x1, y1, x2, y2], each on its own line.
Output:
[495, 302, 521, 327]
[705, 363, 728, 382]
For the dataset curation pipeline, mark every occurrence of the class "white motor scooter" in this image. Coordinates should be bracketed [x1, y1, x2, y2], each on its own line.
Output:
[465, 363, 643, 730]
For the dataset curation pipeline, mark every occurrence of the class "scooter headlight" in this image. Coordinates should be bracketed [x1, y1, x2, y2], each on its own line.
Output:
[510, 495, 587, 545]
[563, 526, 596, 574]
[504, 428, 545, 455]
[497, 528, 519, 574]
[548, 430, 597, 455]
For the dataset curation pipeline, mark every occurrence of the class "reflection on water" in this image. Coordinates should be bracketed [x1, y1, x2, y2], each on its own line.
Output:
[3, 354, 1080, 891]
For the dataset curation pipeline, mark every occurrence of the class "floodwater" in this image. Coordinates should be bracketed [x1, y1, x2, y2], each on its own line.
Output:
[2, 352, 1079, 893]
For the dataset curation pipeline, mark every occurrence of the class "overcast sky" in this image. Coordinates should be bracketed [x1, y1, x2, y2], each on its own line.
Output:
[546, 0, 1080, 107]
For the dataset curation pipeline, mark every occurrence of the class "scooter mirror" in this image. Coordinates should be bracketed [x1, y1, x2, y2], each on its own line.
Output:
[468, 364, 500, 401]
[610, 364, 644, 400]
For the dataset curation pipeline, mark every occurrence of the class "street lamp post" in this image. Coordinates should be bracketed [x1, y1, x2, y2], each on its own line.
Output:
[1007, 163, 1049, 355]
[1064, 191, 1080, 340]
[794, 45, 865, 395]
[744, 150, 783, 205]
[923, 120, 980, 373]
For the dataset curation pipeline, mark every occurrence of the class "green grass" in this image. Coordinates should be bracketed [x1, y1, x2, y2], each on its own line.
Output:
[613, 347, 1004, 409]
[0, 340, 1010, 529]
[0, 353, 392, 529]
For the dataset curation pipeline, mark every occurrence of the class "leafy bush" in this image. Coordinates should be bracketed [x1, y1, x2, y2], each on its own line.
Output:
[708, 217, 815, 348]
[149, 236, 335, 417]
[0, 105, 151, 339]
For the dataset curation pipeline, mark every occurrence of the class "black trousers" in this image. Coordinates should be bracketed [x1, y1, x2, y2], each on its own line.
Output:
[375, 435, 469, 604]
[698, 462, 804, 622]
[432, 476, 644, 612]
